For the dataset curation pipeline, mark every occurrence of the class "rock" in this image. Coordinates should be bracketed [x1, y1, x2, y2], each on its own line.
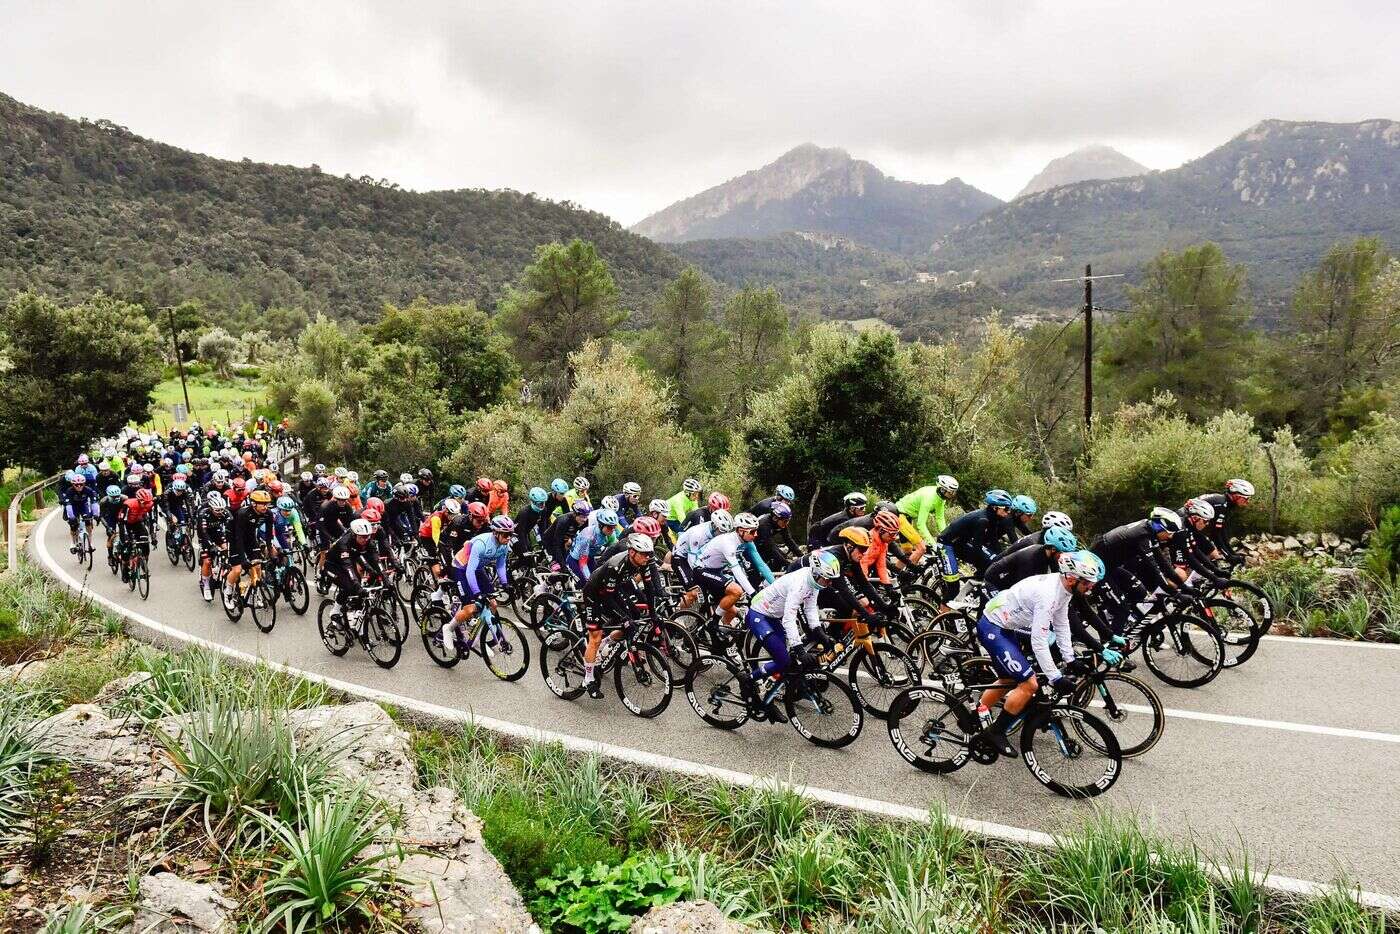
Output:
[392, 787, 540, 934]
[286, 703, 417, 808]
[1336, 542, 1354, 556]
[1261, 542, 1285, 559]
[1282, 536, 1302, 551]
[1300, 532, 1319, 547]
[129, 873, 236, 933]
[31, 705, 167, 781]
[0, 658, 52, 683]
[1, 867, 22, 886]
[94, 671, 155, 708]
[630, 900, 753, 934]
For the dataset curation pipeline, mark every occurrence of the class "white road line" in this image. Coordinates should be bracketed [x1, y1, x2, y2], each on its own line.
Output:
[1090, 702, 1400, 745]
[1260, 634, 1400, 652]
[28, 510, 1400, 912]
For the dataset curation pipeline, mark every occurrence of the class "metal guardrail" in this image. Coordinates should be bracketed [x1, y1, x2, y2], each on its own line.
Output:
[4, 472, 63, 574]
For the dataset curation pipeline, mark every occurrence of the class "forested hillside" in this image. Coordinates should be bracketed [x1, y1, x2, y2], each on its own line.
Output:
[0, 92, 682, 320]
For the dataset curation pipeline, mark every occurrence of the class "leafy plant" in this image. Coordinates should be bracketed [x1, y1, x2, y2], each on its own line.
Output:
[24, 761, 77, 865]
[38, 902, 129, 934]
[0, 685, 58, 842]
[1362, 504, 1400, 586]
[531, 853, 686, 934]
[480, 790, 621, 896]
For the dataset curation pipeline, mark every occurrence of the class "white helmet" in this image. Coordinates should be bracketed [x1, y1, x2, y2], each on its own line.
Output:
[1183, 498, 1216, 521]
[573, 476, 590, 491]
[601, 495, 620, 511]
[442, 498, 462, 515]
[334, 466, 348, 479]
[648, 498, 669, 514]
[350, 518, 373, 536]
[206, 492, 227, 511]
[1148, 506, 1184, 532]
[622, 481, 642, 496]
[346, 470, 359, 483]
[332, 485, 351, 502]
[682, 477, 701, 494]
[709, 509, 734, 534]
[733, 512, 759, 531]
[1041, 511, 1073, 530]
[626, 533, 655, 553]
[936, 474, 959, 496]
[1058, 549, 1105, 583]
[399, 472, 414, 484]
[1225, 478, 1255, 498]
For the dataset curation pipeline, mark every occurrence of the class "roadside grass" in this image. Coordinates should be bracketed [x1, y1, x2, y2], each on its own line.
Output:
[145, 374, 263, 431]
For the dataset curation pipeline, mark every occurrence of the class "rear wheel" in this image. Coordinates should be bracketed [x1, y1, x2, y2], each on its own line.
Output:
[645, 619, 699, 674]
[847, 642, 919, 717]
[317, 599, 352, 656]
[419, 606, 460, 668]
[1203, 598, 1260, 668]
[886, 686, 973, 774]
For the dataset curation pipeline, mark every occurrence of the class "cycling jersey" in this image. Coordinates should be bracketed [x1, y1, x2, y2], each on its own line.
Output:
[680, 505, 711, 531]
[582, 551, 666, 620]
[675, 521, 718, 566]
[541, 512, 586, 567]
[747, 495, 788, 518]
[666, 490, 700, 528]
[999, 528, 1046, 558]
[1090, 519, 1174, 586]
[750, 568, 822, 644]
[985, 543, 1054, 593]
[754, 513, 800, 570]
[1198, 493, 1237, 556]
[697, 531, 773, 596]
[981, 573, 1076, 681]
[455, 531, 510, 596]
[896, 485, 952, 543]
[808, 508, 859, 548]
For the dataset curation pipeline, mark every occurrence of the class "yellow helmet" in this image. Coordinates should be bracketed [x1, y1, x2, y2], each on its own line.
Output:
[837, 526, 871, 548]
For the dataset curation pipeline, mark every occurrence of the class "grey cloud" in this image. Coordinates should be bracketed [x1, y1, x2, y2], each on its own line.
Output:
[230, 94, 421, 161]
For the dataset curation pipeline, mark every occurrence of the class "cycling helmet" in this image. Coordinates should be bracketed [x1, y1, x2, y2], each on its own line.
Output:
[632, 516, 662, 538]
[843, 491, 868, 508]
[627, 532, 655, 553]
[573, 476, 590, 492]
[106, 485, 122, 498]
[985, 489, 1013, 508]
[77, 454, 89, 466]
[573, 499, 593, 516]
[170, 479, 187, 493]
[1182, 497, 1216, 521]
[528, 486, 548, 506]
[126, 473, 142, 488]
[937, 474, 959, 497]
[361, 506, 383, 523]
[601, 495, 620, 511]
[399, 472, 414, 484]
[334, 466, 348, 479]
[682, 477, 701, 494]
[213, 469, 229, 482]
[232, 478, 247, 491]
[492, 479, 508, 493]
[873, 511, 900, 534]
[596, 508, 619, 527]
[406, 483, 419, 497]
[417, 467, 434, 480]
[68, 471, 84, 484]
[622, 481, 642, 497]
[393, 483, 410, 498]
[551, 478, 570, 495]
[771, 502, 793, 520]
[373, 469, 388, 482]
[648, 498, 669, 515]
[346, 471, 359, 484]
[1148, 506, 1184, 533]
[350, 518, 373, 536]
[476, 477, 493, 493]
[875, 500, 897, 514]
[775, 484, 795, 502]
[300, 471, 313, 482]
[467, 502, 489, 520]
[707, 492, 730, 511]
[250, 490, 272, 505]
[160, 457, 172, 468]
[449, 483, 468, 500]
[136, 489, 154, 505]
[1011, 495, 1038, 516]
[734, 512, 760, 531]
[1041, 511, 1073, 530]
[331, 485, 350, 502]
[206, 492, 227, 511]
[709, 509, 734, 534]
[837, 526, 872, 548]
[1059, 549, 1106, 584]
[1225, 478, 1255, 498]
[809, 550, 842, 581]
[443, 498, 462, 516]
[276, 496, 296, 510]
[365, 496, 385, 511]
[142, 463, 155, 474]
[1043, 527, 1078, 552]
[490, 515, 516, 534]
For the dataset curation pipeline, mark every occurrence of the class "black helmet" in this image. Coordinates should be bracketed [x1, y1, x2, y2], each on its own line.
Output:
[417, 467, 433, 481]
[373, 469, 388, 482]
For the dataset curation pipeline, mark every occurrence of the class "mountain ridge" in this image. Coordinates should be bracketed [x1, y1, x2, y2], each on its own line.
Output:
[1016, 144, 1149, 198]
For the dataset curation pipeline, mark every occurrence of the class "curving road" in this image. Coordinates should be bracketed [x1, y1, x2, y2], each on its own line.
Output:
[32, 510, 1400, 899]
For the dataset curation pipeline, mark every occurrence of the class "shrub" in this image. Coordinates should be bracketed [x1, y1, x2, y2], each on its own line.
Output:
[531, 852, 685, 934]
[481, 790, 621, 897]
[1362, 504, 1400, 586]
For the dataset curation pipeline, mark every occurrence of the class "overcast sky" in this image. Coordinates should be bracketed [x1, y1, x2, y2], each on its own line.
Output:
[2, 1, 1396, 225]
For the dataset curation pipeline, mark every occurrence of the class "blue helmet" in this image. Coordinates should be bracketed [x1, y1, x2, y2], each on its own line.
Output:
[775, 484, 795, 502]
[105, 485, 122, 498]
[448, 484, 468, 500]
[985, 489, 1013, 509]
[1043, 527, 1077, 553]
[772, 502, 793, 520]
[406, 483, 419, 497]
[551, 478, 570, 495]
[1011, 495, 1038, 515]
[572, 499, 592, 516]
[528, 486, 548, 506]
[1059, 549, 1106, 583]
[596, 508, 619, 527]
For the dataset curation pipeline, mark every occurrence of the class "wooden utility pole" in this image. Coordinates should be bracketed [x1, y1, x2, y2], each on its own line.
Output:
[1083, 263, 1093, 433]
[167, 306, 193, 415]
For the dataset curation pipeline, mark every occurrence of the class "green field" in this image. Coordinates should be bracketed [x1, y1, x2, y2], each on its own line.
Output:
[143, 375, 264, 432]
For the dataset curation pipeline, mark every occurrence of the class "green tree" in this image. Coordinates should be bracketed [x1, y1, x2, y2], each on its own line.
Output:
[1100, 243, 1256, 420]
[298, 313, 354, 383]
[369, 299, 517, 413]
[0, 292, 162, 473]
[637, 267, 717, 421]
[197, 326, 242, 378]
[292, 380, 338, 461]
[497, 240, 624, 405]
[716, 286, 793, 422]
[353, 343, 454, 472]
[149, 300, 207, 364]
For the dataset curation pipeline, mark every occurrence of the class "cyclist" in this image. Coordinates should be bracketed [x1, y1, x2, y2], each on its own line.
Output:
[442, 515, 515, 652]
[985, 526, 1078, 594]
[544, 478, 572, 521]
[646, 498, 677, 554]
[59, 471, 98, 554]
[792, 527, 887, 630]
[465, 477, 491, 506]
[1170, 497, 1228, 586]
[973, 549, 1102, 757]
[416, 497, 461, 598]
[754, 501, 800, 570]
[363, 469, 394, 504]
[682, 491, 730, 531]
[325, 517, 383, 636]
[163, 477, 194, 542]
[567, 507, 621, 582]
[856, 508, 911, 586]
[580, 532, 667, 699]
[938, 489, 1013, 583]
[384, 483, 422, 544]
[566, 475, 590, 508]
[613, 481, 644, 525]
[896, 475, 959, 549]
[274, 495, 308, 555]
[316, 486, 355, 569]
[1090, 507, 1188, 634]
[416, 467, 435, 505]
[116, 488, 156, 582]
[99, 484, 125, 563]
[1198, 478, 1254, 565]
[695, 512, 773, 627]
[998, 511, 1074, 558]
[542, 499, 592, 570]
[599, 515, 665, 564]
[225, 489, 277, 608]
[511, 486, 552, 558]
[487, 478, 511, 516]
[673, 508, 733, 610]
[748, 484, 796, 518]
[808, 492, 868, 548]
[667, 478, 703, 533]
[742, 550, 842, 722]
[1007, 495, 1039, 539]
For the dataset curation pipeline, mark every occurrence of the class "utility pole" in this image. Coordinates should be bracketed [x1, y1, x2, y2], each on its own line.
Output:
[166, 306, 192, 416]
[1083, 263, 1093, 434]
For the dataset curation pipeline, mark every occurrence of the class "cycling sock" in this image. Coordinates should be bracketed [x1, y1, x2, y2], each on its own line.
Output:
[583, 662, 596, 683]
[989, 708, 1017, 734]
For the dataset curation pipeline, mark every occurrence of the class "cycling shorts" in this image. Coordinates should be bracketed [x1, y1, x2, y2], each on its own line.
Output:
[694, 566, 733, 604]
[672, 555, 694, 588]
[976, 616, 1034, 683]
[450, 563, 492, 602]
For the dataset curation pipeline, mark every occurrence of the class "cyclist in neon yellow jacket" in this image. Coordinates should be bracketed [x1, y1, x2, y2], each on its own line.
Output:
[896, 475, 959, 555]
[666, 477, 702, 533]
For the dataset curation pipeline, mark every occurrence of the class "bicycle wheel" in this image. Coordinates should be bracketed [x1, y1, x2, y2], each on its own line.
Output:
[646, 619, 699, 674]
[480, 616, 530, 682]
[613, 642, 673, 718]
[78, 531, 93, 570]
[683, 654, 750, 730]
[1220, 579, 1273, 637]
[1070, 672, 1164, 758]
[539, 630, 587, 700]
[126, 558, 137, 592]
[418, 606, 460, 668]
[785, 670, 863, 748]
[136, 557, 150, 600]
[1203, 598, 1260, 668]
[886, 686, 973, 773]
[905, 628, 970, 683]
[410, 567, 436, 614]
[283, 567, 310, 615]
[848, 642, 919, 717]
[532, 595, 578, 648]
[394, 565, 417, 603]
[251, 579, 277, 633]
[364, 607, 403, 669]
[317, 599, 352, 656]
[182, 537, 197, 571]
[1021, 706, 1122, 798]
[222, 578, 244, 622]
[388, 594, 412, 643]
[1142, 614, 1223, 688]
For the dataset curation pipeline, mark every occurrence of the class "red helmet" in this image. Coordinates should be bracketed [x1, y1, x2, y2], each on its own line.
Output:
[232, 478, 246, 491]
[476, 477, 493, 493]
[136, 489, 154, 505]
[267, 480, 285, 495]
[707, 492, 730, 512]
[366, 496, 385, 511]
[631, 516, 663, 538]
[873, 511, 900, 534]
[492, 479, 508, 493]
[467, 501, 489, 520]
[361, 506, 383, 523]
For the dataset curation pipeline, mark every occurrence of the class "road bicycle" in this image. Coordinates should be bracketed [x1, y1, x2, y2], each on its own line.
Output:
[418, 590, 531, 682]
[71, 514, 96, 571]
[165, 515, 196, 570]
[270, 549, 311, 615]
[221, 555, 280, 633]
[540, 611, 674, 718]
[120, 533, 152, 600]
[317, 581, 403, 669]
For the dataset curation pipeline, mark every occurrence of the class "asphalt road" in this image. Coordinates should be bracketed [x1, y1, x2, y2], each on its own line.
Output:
[33, 511, 1400, 897]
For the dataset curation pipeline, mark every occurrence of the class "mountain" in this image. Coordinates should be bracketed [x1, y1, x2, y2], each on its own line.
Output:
[0, 92, 682, 321]
[1017, 145, 1148, 198]
[632, 144, 1002, 254]
[932, 119, 1400, 312]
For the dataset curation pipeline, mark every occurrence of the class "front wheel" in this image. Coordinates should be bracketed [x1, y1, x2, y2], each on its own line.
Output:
[136, 557, 150, 600]
[480, 616, 530, 682]
[1021, 706, 1122, 798]
[848, 642, 919, 718]
[1141, 614, 1223, 688]
[250, 579, 277, 633]
[364, 606, 403, 669]
[614, 642, 673, 719]
[539, 630, 587, 700]
[317, 599, 352, 657]
[785, 670, 863, 749]
[282, 567, 310, 616]
[419, 606, 460, 668]
[1070, 672, 1165, 758]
